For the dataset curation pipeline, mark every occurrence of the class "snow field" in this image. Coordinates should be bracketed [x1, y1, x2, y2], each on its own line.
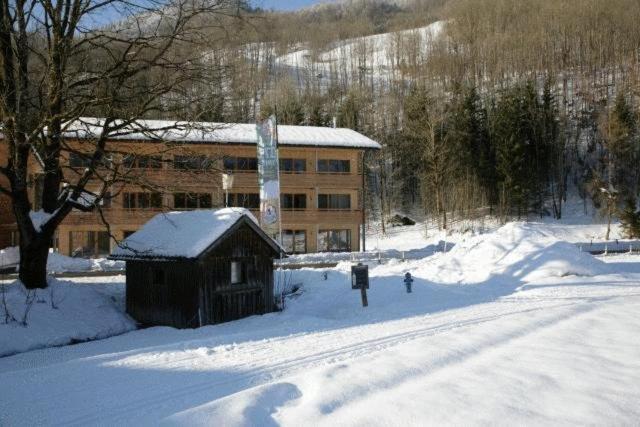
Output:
[0, 222, 638, 425]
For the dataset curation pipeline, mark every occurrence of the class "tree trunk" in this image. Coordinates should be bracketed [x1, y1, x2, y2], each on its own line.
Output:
[605, 203, 613, 241]
[18, 235, 50, 289]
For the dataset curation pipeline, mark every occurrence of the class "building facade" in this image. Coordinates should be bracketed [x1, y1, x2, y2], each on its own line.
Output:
[0, 120, 380, 256]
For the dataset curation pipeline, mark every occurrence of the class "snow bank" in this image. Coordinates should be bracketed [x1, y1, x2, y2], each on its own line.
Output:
[1, 246, 125, 273]
[46, 252, 124, 273]
[281, 223, 610, 324]
[414, 222, 610, 285]
[0, 279, 135, 357]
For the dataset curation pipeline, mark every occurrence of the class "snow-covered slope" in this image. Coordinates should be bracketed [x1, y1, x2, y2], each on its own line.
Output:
[270, 20, 444, 84]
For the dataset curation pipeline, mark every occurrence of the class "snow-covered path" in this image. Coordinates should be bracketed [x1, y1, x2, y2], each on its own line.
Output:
[1, 224, 639, 426]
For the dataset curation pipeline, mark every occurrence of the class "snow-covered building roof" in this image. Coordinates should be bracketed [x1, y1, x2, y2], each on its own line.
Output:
[110, 208, 282, 260]
[61, 118, 381, 149]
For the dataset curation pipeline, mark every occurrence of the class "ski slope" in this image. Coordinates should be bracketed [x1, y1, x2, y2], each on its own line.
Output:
[1, 222, 639, 425]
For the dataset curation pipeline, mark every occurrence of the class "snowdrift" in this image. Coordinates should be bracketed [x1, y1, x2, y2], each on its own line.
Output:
[414, 222, 610, 285]
[0, 279, 135, 357]
[282, 223, 610, 323]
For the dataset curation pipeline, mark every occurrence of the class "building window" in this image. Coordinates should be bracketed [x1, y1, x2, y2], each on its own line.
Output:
[100, 191, 112, 209]
[228, 193, 260, 209]
[69, 231, 110, 258]
[318, 229, 351, 252]
[123, 154, 162, 169]
[123, 192, 162, 209]
[69, 152, 92, 168]
[282, 230, 306, 254]
[69, 152, 112, 168]
[224, 156, 258, 172]
[174, 155, 212, 170]
[173, 193, 212, 209]
[317, 159, 350, 173]
[280, 158, 306, 173]
[318, 194, 351, 210]
[281, 193, 306, 210]
[230, 261, 245, 285]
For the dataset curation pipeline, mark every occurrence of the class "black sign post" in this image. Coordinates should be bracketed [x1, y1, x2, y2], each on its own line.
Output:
[351, 263, 369, 307]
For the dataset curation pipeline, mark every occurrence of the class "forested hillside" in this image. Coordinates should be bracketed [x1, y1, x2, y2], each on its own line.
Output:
[117, 0, 640, 233]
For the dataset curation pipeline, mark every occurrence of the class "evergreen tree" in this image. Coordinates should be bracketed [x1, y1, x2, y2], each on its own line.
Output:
[606, 92, 638, 200]
[490, 86, 530, 219]
[448, 86, 496, 211]
[619, 198, 640, 238]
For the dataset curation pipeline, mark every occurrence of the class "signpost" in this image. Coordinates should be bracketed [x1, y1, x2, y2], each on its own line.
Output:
[351, 263, 369, 307]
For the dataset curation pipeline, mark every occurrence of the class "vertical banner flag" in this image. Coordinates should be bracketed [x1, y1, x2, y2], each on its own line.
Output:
[256, 115, 281, 239]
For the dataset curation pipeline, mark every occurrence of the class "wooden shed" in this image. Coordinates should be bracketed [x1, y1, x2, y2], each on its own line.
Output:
[109, 208, 282, 329]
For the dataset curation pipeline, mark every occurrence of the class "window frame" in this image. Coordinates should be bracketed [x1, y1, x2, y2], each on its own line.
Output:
[282, 229, 307, 254]
[123, 192, 163, 209]
[173, 155, 211, 171]
[317, 229, 351, 252]
[68, 230, 111, 258]
[228, 193, 260, 209]
[317, 193, 351, 210]
[123, 154, 163, 169]
[230, 260, 246, 285]
[281, 193, 306, 210]
[224, 156, 258, 172]
[279, 158, 306, 174]
[317, 159, 350, 174]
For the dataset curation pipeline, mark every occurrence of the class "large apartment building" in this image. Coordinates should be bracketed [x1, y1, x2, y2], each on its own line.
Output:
[0, 119, 381, 256]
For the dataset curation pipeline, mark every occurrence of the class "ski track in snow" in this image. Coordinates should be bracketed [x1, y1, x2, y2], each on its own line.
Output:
[2, 287, 638, 426]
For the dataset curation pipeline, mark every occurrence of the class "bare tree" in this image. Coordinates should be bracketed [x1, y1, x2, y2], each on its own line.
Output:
[0, 0, 242, 289]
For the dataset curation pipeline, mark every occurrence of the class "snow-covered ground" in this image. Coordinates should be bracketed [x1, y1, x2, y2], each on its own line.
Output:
[0, 222, 639, 425]
[0, 276, 133, 357]
[0, 246, 124, 272]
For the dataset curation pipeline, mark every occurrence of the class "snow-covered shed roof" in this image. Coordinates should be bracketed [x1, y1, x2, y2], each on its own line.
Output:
[61, 117, 381, 149]
[110, 208, 282, 261]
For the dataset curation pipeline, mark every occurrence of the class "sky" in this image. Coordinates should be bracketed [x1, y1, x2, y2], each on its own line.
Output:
[253, 0, 327, 11]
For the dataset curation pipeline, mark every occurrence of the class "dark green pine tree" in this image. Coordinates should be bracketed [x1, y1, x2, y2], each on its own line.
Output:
[607, 92, 639, 200]
[450, 86, 496, 209]
[394, 85, 431, 209]
[490, 86, 529, 219]
[619, 197, 640, 238]
[540, 79, 565, 219]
